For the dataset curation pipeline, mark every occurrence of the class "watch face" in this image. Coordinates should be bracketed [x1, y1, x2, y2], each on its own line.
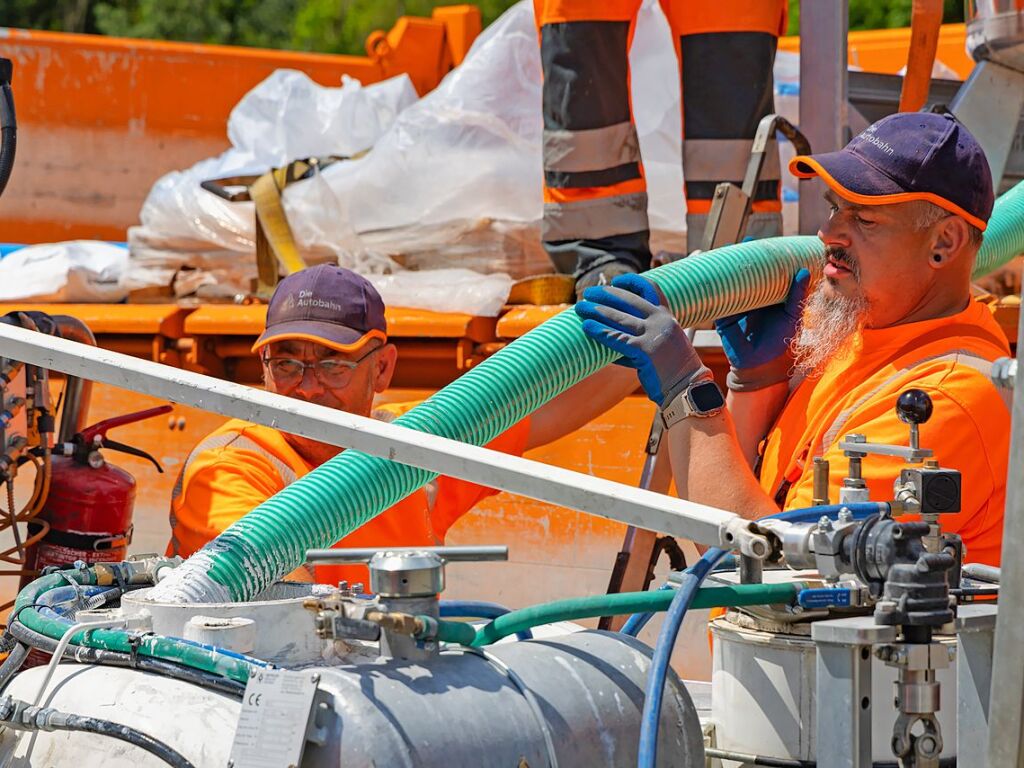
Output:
[690, 381, 725, 412]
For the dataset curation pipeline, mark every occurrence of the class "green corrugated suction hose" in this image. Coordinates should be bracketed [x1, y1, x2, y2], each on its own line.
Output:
[150, 182, 1024, 604]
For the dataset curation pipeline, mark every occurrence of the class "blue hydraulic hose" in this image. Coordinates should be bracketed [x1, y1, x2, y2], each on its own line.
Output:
[773, 502, 890, 524]
[634, 502, 890, 767]
[33, 586, 269, 668]
[35, 585, 113, 614]
[637, 548, 727, 768]
[439, 600, 533, 641]
[620, 503, 890, 637]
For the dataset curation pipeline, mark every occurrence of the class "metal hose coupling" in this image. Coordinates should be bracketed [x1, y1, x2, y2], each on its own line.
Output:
[92, 555, 183, 587]
[0, 695, 75, 732]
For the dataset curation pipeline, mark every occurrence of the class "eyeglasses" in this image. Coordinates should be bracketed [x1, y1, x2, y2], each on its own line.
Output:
[262, 349, 375, 390]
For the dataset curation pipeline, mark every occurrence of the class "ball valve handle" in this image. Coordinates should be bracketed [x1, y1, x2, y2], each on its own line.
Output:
[895, 389, 933, 451]
[304, 545, 508, 565]
[306, 546, 508, 606]
[896, 388, 933, 424]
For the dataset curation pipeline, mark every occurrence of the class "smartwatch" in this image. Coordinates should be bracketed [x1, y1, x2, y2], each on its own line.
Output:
[661, 379, 726, 428]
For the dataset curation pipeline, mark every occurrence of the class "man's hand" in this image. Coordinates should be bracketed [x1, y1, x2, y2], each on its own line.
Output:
[575, 273, 707, 407]
[714, 268, 810, 392]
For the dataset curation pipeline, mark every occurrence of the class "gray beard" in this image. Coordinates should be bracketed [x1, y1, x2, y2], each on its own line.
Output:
[791, 277, 870, 377]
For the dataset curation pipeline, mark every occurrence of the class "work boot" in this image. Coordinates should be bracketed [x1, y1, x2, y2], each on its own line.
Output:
[574, 261, 638, 302]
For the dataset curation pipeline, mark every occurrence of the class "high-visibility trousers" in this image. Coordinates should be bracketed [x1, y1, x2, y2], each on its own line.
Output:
[535, 0, 787, 277]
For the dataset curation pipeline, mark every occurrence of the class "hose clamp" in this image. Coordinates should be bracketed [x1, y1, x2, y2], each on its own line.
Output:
[126, 631, 155, 668]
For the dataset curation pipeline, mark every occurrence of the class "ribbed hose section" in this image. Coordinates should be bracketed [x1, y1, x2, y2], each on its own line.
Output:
[151, 182, 1024, 603]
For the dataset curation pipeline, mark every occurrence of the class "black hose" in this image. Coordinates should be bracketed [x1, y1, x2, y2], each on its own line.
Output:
[704, 748, 956, 767]
[7, 620, 244, 698]
[50, 713, 195, 768]
[0, 643, 28, 691]
[0, 72, 16, 200]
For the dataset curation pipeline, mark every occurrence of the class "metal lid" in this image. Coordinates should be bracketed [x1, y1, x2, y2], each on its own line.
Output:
[368, 551, 445, 598]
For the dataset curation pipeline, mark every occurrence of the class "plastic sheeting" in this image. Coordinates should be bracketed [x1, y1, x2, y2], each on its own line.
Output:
[365, 269, 513, 318]
[0, 241, 129, 303]
[129, 0, 800, 310]
[126, 70, 418, 299]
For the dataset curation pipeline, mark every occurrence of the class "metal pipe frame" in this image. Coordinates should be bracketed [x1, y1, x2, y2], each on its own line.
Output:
[986, 265, 1024, 768]
[798, 0, 849, 235]
[0, 322, 764, 555]
[50, 315, 96, 442]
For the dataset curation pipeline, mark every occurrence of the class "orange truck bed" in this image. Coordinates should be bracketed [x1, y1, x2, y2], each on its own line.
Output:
[0, 17, 971, 246]
[0, 6, 481, 244]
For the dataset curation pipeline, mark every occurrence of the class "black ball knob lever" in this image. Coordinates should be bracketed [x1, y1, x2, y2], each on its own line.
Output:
[896, 388, 933, 425]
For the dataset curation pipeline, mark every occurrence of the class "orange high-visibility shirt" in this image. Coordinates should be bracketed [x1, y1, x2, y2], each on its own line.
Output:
[758, 299, 1011, 566]
[168, 404, 531, 585]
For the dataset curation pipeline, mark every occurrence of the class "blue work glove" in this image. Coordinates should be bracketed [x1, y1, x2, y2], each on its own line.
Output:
[575, 273, 708, 407]
[714, 268, 811, 392]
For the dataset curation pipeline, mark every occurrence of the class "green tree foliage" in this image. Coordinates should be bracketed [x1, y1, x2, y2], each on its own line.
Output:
[2, 1, 970, 54]
[1, 0, 523, 52]
[787, 0, 965, 35]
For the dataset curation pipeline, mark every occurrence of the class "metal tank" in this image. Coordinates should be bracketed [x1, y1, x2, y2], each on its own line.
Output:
[0, 630, 704, 768]
[967, 0, 1024, 70]
[709, 614, 958, 764]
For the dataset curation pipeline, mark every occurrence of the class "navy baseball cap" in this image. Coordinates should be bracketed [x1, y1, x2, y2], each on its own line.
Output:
[790, 112, 993, 231]
[252, 264, 387, 354]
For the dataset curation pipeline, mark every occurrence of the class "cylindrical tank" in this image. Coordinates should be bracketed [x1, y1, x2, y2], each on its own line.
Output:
[0, 631, 705, 768]
[710, 615, 957, 764]
[25, 455, 134, 578]
[966, 0, 1024, 70]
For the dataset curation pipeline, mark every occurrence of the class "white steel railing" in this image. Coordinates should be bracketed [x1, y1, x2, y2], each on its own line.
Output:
[0, 322, 765, 556]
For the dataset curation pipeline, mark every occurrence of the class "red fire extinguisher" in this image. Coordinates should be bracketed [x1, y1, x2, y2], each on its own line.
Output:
[22, 404, 173, 588]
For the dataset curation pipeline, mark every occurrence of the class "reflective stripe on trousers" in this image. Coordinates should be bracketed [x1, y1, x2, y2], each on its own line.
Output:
[534, 0, 786, 273]
[535, 4, 651, 272]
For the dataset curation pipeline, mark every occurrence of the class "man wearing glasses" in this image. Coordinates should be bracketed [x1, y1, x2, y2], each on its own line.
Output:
[168, 264, 636, 584]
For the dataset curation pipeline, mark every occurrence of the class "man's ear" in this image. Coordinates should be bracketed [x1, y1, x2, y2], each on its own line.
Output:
[929, 215, 971, 270]
[372, 343, 399, 393]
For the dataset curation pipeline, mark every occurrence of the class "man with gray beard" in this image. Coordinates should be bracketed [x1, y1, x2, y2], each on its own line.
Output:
[577, 112, 1011, 565]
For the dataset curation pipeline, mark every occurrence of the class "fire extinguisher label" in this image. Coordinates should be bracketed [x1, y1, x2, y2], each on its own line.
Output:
[34, 541, 128, 572]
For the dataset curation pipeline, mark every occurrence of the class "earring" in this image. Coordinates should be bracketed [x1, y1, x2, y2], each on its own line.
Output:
[932, 253, 944, 264]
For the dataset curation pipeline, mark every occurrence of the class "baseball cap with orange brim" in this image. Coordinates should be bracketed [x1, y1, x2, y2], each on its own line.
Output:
[252, 264, 387, 355]
[789, 112, 994, 231]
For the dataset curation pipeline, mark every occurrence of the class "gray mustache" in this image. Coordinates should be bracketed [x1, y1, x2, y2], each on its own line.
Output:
[824, 247, 858, 275]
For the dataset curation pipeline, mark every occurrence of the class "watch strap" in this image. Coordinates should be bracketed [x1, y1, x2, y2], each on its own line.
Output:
[660, 375, 724, 428]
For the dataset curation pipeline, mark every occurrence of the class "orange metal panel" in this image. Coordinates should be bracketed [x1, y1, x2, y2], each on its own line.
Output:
[183, 305, 267, 336]
[496, 305, 568, 339]
[184, 304, 496, 341]
[993, 301, 1021, 345]
[432, 6, 484, 66]
[371, 17, 449, 95]
[778, 23, 973, 80]
[0, 10, 479, 244]
[0, 303, 191, 336]
[384, 308, 496, 341]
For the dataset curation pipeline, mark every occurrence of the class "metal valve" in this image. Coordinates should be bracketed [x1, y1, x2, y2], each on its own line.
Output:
[304, 546, 508, 661]
[837, 389, 941, 506]
[305, 546, 508, 598]
[896, 388, 933, 452]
